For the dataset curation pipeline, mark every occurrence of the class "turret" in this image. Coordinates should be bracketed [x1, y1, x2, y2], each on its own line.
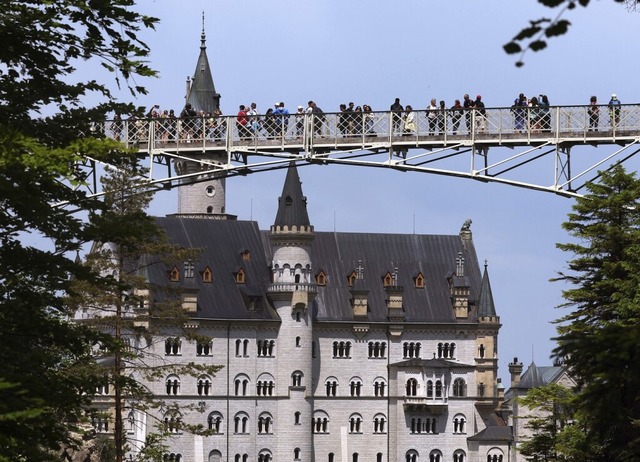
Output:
[174, 14, 229, 218]
[269, 162, 315, 297]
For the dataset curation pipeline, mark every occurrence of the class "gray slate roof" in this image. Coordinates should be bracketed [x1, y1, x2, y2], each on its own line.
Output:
[185, 22, 221, 115]
[151, 217, 276, 321]
[478, 263, 497, 317]
[149, 217, 485, 324]
[273, 163, 311, 228]
[306, 231, 482, 323]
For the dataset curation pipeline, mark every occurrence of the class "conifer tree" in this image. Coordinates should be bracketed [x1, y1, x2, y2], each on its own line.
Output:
[553, 165, 640, 460]
[71, 158, 222, 462]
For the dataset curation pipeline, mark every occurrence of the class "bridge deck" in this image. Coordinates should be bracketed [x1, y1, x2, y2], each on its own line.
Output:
[84, 105, 640, 198]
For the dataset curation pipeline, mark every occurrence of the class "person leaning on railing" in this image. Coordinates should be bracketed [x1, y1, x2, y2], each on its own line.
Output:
[588, 96, 599, 132]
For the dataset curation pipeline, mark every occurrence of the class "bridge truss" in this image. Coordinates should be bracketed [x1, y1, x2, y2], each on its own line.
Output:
[76, 104, 640, 199]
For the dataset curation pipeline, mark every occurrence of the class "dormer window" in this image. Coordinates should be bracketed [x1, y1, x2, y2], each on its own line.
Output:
[414, 272, 425, 289]
[170, 266, 180, 282]
[241, 250, 251, 262]
[316, 270, 327, 286]
[235, 268, 246, 284]
[184, 261, 194, 279]
[202, 267, 213, 283]
[382, 272, 394, 287]
[347, 271, 357, 287]
[285, 196, 293, 206]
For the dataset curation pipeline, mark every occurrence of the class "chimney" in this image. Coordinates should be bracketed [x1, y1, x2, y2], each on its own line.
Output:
[508, 357, 524, 387]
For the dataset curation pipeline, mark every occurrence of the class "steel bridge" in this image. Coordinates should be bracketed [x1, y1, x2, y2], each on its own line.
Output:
[80, 104, 640, 198]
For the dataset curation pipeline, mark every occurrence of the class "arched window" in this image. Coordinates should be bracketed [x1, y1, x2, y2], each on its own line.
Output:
[233, 412, 249, 434]
[349, 378, 362, 397]
[353, 453, 359, 462]
[294, 448, 301, 460]
[406, 378, 418, 396]
[373, 413, 387, 434]
[426, 380, 433, 398]
[292, 371, 303, 387]
[313, 411, 329, 434]
[325, 377, 338, 396]
[368, 341, 387, 358]
[329, 453, 335, 462]
[196, 339, 213, 356]
[377, 453, 383, 462]
[258, 451, 272, 462]
[403, 342, 421, 359]
[207, 412, 223, 433]
[429, 451, 442, 462]
[208, 450, 222, 462]
[234, 375, 250, 396]
[294, 411, 301, 425]
[453, 451, 466, 462]
[165, 375, 180, 395]
[405, 450, 418, 462]
[197, 376, 212, 396]
[165, 337, 181, 355]
[349, 413, 363, 433]
[258, 412, 273, 434]
[435, 380, 443, 398]
[374, 378, 387, 397]
[164, 453, 183, 462]
[453, 378, 466, 397]
[257, 339, 275, 357]
[163, 412, 182, 434]
[453, 414, 467, 434]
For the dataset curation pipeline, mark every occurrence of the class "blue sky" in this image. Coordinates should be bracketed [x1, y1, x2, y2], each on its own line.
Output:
[86, 0, 639, 382]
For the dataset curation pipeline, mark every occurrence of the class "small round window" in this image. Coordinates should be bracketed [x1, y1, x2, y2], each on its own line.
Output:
[206, 185, 216, 197]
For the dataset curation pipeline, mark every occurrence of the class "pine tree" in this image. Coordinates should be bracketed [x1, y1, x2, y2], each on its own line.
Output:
[553, 165, 640, 460]
[71, 158, 221, 462]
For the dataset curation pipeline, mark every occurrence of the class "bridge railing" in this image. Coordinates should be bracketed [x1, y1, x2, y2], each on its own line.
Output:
[103, 104, 640, 153]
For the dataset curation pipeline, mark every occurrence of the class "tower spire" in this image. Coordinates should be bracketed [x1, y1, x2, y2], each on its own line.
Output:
[201, 11, 206, 49]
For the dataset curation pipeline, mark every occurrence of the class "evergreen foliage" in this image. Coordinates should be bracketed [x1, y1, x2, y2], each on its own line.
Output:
[553, 165, 640, 460]
[0, 1, 157, 460]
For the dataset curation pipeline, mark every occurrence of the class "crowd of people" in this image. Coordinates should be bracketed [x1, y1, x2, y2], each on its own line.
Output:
[111, 93, 626, 143]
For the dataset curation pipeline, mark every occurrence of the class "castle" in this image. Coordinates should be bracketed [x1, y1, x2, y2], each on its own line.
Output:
[80, 23, 530, 462]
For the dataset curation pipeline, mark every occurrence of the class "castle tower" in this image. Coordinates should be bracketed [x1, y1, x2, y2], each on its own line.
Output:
[475, 261, 502, 413]
[174, 15, 228, 218]
[267, 163, 315, 462]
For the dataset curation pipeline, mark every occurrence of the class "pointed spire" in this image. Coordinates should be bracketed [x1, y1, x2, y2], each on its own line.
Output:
[478, 260, 497, 317]
[185, 13, 221, 114]
[273, 163, 311, 229]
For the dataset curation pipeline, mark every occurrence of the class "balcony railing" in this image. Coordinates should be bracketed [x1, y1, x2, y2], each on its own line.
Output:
[100, 104, 640, 153]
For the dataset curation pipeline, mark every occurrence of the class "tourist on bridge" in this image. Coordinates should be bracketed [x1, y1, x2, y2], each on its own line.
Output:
[474, 95, 486, 132]
[236, 104, 251, 140]
[390, 98, 404, 134]
[403, 105, 416, 135]
[264, 107, 277, 138]
[427, 98, 438, 135]
[528, 96, 542, 132]
[353, 106, 363, 135]
[463, 94, 474, 134]
[180, 103, 197, 141]
[338, 104, 348, 136]
[609, 94, 621, 128]
[306, 101, 325, 135]
[295, 106, 305, 137]
[363, 104, 374, 135]
[438, 100, 446, 134]
[588, 96, 599, 132]
[449, 100, 463, 135]
[511, 93, 527, 132]
[248, 102, 260, 136]
[539, 94, 551, 131]
[273, 102, 290, 138]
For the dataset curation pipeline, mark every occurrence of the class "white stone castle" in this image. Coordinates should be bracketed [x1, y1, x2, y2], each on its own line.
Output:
[79, 23, 535, 462]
